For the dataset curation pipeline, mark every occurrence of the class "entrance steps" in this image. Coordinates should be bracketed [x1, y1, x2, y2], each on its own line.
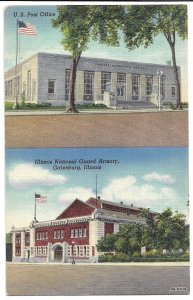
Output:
[116, 100, 157, 110]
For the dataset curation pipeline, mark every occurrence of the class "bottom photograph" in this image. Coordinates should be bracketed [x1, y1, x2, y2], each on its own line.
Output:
[5, 147, 189, 295]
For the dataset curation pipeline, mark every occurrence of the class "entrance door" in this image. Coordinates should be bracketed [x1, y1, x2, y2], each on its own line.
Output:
[117, 73, 126, 101]
[54, 245, 63, 262]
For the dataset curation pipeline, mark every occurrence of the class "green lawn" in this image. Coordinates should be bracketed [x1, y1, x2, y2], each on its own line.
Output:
[5, 102, 111, 111]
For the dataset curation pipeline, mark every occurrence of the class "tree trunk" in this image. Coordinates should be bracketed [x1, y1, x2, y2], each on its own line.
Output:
[66, 55, 81, 113]
[66, 58, 77, 113]
[170, 43, 182, 110]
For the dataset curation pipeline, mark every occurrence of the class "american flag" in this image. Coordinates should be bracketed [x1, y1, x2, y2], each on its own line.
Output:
[35, 194, 47, 203]
[18, 20, 37, 36]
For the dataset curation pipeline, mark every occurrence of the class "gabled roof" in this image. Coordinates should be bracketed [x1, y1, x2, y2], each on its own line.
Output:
[56, 198, 95, 220]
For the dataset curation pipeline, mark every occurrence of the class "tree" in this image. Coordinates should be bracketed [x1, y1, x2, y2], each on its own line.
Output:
[140, 209, 158, 249]
[96, 233, 118, 253]
[123, 5, 188, 109]
[52, 5, 124, 112]
[155, 208, 188, 253]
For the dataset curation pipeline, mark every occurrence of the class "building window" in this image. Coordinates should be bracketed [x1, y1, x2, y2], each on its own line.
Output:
[74, 228, 78, 238]
[132, 74, 140, 100]
[36, 231, 48, 240]
[15, 235, 21, 244]
[101, 72, 111, 95]
[10, 80, 13, 96]
[35, 246, 48, 257]
[48, 79, 55, 94]
[32, 80, 36, 96]
[79, 228, 82, 237]
[25, 233, 30, 245]
[7, 80, 13, 96]
[27, 70, 31, 101]
[54, 230, 64, 239]
[84, 71, 94, 101]
[83, 227, 87, 237]
[65, 69, 71, 100]
[160, 76, 166, 100]
[70, 228, 74, 238]
[146, 75, 153, 95]
[171, 86, 176, 97]
[23, 82, 26, 97]
[117, 73, 126, 97]
[70, 226, 87, 238]
[15, 248, 21, 256]
[104, 223, 114, 236]
[5, 81, 8, 96]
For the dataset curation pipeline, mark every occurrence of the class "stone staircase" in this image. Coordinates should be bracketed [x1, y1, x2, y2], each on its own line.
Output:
[116, 100, 158, 110]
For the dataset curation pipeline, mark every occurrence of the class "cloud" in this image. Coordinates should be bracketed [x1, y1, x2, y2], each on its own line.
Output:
[58, 187, 95, 205]
[100, 175, 178, 209]
[8, 163, 66, 189]
[143, 172, 175, 184]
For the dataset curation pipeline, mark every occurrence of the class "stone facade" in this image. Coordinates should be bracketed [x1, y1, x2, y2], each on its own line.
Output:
[5, 52, 180, 108]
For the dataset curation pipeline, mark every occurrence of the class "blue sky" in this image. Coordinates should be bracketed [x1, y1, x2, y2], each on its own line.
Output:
[5, 147, 189, 232]
[4, 4, 188, 101]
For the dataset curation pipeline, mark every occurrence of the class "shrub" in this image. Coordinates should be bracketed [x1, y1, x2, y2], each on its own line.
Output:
[98, 254, 115, 262]
[132, 252, 141, 257]
[114, 253, 129, 262]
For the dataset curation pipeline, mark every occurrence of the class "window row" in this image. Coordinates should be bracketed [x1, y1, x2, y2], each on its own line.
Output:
[64, 71, 167, 100]
[35, 246, 48, 256]
[68, 245, 90, 257]
[36, 228, 87, 240]
[25, 234, 30, 245]
[70, 227, 87, 238]
[15, 235, 21, 244]
[36, 231, 48, 240]
[15, 247, 21, 256]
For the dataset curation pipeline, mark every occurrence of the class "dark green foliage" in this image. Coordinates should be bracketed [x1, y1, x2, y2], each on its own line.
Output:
[123, 5, 187, 109]
[96, 208, 189, 258]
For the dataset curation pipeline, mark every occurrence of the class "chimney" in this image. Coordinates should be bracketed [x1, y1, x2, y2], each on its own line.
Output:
[166, 61, 171, 66]
[131, 204, 133, 207]
[120, 201, 123, 205]
[97, 196, 100, 200]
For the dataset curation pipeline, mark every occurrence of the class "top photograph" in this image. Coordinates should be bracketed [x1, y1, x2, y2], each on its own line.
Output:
[4, 4, 188, 114]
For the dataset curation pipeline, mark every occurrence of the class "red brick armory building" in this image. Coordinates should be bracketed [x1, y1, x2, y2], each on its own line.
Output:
[11, 197, 157, 263]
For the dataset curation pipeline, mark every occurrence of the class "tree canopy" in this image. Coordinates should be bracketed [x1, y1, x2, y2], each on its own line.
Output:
[52, 5, 124, 112]
[96, 208, 189, 255]
[123, 5, 188, 108]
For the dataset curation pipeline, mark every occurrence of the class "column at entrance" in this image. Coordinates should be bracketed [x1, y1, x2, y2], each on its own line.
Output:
[62, 241, 68, 263]
[12, 231, 16, 259]
[140, 75, 146, 101]
[75, 70, 84, 102]
[20, 231, 25, 259]
[126, 74, 132, 101]
[94, 72, 101, 102]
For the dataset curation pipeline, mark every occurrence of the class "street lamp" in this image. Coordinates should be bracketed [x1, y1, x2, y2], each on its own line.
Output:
[72, 241, 76, 264]
[156, 70, 163, 111]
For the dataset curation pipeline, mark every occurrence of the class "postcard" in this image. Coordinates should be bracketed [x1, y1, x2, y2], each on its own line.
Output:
[5, 146, 189, 295]
[4, 2, 189, 297]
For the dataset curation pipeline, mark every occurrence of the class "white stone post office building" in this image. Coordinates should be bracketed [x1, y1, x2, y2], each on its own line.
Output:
[5, 52, 180, 109]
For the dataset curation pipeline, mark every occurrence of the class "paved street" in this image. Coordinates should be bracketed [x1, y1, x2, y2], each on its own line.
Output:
[6, 263, 190, 296]
[5, 111, 188, 148]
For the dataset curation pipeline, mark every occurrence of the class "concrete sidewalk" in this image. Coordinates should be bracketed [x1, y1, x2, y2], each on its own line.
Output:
[7, 261, 190, 266]
[5, 108, 184, 116]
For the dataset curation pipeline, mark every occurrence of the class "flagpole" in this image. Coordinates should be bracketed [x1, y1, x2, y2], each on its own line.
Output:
[13, 19, 19, 110]
[34, 192, 37, 221]
[95, 174, 98, 207]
